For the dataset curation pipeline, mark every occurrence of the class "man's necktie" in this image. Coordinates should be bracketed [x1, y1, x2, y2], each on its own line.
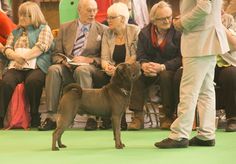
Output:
[72, 26, 88, 56]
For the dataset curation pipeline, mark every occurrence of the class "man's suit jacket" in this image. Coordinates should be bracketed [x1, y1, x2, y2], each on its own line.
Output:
[52, 19, 107, 65]
[180, 0, 229, 57]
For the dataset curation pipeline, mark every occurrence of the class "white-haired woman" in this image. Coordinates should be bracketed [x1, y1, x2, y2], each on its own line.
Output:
[0, 1, 54, 128]
[94, 2, 140, 130]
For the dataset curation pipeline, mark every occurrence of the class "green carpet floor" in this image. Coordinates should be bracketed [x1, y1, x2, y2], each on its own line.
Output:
[0, 129, 235, 164]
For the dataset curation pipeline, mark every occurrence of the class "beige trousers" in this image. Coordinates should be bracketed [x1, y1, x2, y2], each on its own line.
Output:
[169, 56, 216, 140]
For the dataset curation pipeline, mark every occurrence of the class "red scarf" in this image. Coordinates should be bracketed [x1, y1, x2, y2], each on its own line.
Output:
[151, 24, 167, 52]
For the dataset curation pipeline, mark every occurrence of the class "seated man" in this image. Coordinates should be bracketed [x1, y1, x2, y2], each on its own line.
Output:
[215, 12, 236, 132]
[223, 0, 236, 22]
[128, 1, 182, 130]
[38, 0, 107, 131]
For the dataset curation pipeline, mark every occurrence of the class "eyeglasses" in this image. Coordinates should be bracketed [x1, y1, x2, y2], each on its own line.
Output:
[107, 15, 121, 20]
[155, 16, 172, 22]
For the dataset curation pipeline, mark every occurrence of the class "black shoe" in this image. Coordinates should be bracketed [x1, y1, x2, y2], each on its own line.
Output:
[225, 119, 236, 132]
[100, 117, 112, 130]
[154, 138, 189, 149]
[38, 118, 56, 131]
[189, 137, 215, 146]
[121, 114, 127, 131]
[85, 118, 97, 131]
[121, 122, 127, 131]
[0, 117, 3, 129]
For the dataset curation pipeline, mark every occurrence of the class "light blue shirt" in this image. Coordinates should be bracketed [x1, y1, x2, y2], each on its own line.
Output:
[74, 20, 91, 47]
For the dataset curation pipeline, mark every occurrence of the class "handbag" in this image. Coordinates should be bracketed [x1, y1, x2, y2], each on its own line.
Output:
[4, 83, 31, 130]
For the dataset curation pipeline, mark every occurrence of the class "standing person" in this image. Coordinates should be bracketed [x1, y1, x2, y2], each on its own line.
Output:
[155, 0, 229, 148]
[128, 1, 182, 130]
[132, 0, 149, 28]
[95, 0, 112, 23]
[0, 0, 12, 18]
[38, 0, 106, 131]
[0, 1, 54, 128]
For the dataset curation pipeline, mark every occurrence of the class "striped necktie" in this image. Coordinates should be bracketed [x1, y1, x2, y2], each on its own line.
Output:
[72, 26, 89, 56]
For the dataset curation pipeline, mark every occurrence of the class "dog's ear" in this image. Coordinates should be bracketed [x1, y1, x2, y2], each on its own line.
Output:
[115, 63, 141, 81]
[115, 63, 132, 81]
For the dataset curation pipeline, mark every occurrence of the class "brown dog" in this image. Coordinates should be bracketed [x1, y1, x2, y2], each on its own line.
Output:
[52, 63, 141, 151]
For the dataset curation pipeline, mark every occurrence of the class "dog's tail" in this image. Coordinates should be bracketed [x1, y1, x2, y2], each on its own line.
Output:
[63, 83, 82, 98]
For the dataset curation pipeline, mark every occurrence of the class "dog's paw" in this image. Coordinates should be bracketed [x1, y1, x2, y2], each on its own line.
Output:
[52, 147, 60, 151]
[122, 143, 125, 147]
[59, 144, 67, 148]
[115, 143, 125, 149]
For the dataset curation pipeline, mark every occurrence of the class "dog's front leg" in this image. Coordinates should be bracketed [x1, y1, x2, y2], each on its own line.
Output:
[112, 115, 125, 149]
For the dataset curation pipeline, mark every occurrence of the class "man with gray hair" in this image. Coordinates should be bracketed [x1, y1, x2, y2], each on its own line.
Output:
[128, 1, 182, 130]
[38, 0, 106, 131]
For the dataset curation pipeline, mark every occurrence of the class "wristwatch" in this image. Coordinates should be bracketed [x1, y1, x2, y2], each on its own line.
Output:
[160, 64, 166, 71]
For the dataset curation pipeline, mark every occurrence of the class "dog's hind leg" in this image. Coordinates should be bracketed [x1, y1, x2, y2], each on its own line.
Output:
[52, 127, 66, 151]
[112, 115, 125, 149]
[52, 108, 77, 151]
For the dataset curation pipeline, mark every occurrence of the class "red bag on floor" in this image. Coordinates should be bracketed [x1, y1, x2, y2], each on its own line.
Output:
[4, 83, 31, 130]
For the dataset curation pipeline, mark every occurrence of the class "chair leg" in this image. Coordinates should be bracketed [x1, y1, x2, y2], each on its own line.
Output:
[144, 102, 160, 128]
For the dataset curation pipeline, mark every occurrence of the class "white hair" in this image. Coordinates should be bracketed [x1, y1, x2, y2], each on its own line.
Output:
[78, 0, 97, 10]
[107, 2, 129, 24]
[149, 1, 172, 23]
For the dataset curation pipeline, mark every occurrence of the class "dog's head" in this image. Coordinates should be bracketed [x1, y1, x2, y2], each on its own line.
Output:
[111, 62, 141, 88]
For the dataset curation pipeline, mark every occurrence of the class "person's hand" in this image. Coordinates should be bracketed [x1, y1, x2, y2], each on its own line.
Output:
[149, 62, 163, 73]
[141, 62, 159, 77]
[105, 64, 115, 76]
[173, 16, 183, 32]
[13, 62, 24, 70]
[4, 49, 27, 65]
[13, 53, 28, 65]
[72, 56, 93, 64]
[61, 60, 73, 71]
